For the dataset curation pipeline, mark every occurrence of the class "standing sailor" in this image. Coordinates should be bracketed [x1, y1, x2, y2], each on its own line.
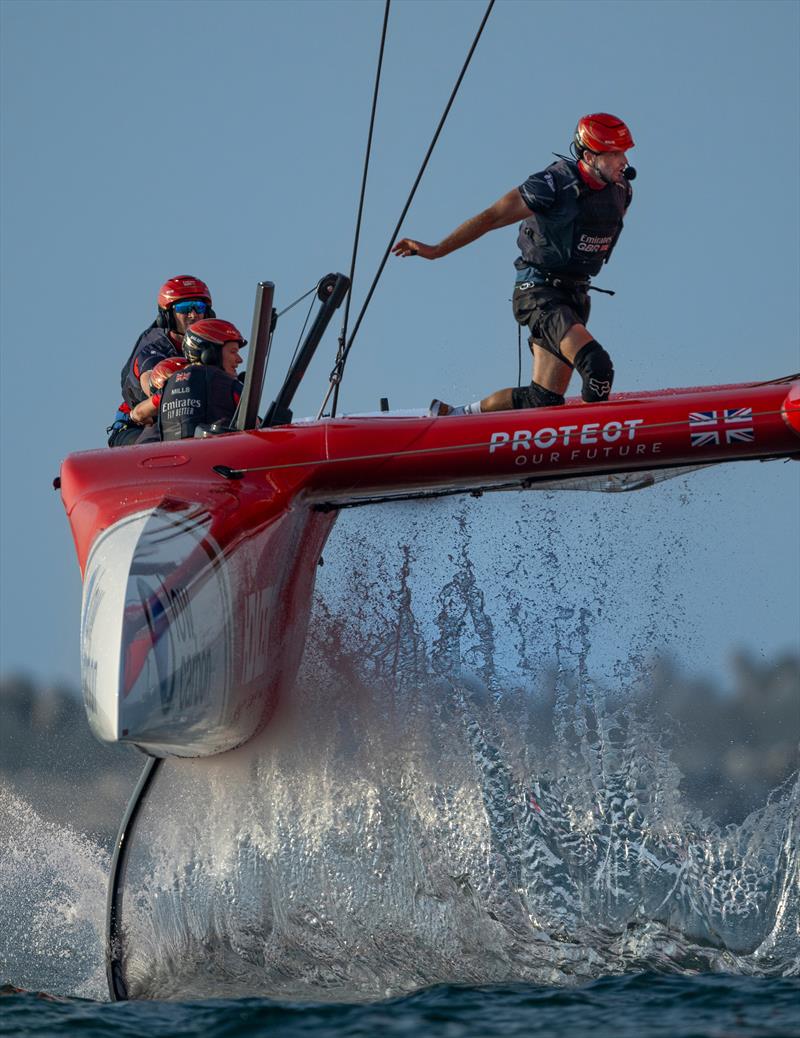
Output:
[392, 113, 635, 414]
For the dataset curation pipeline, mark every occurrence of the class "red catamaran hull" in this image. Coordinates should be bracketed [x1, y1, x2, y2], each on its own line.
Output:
[60, 377, 800, 757]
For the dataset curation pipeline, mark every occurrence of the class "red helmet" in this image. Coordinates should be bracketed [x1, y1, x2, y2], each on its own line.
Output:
[574, 113, 634, 154]
[157, 275, 212, 310]
[182, 318, 247, 365]
[149, 356, 189, 392]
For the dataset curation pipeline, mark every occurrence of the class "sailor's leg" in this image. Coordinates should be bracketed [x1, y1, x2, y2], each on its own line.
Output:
[556, 323, 594, 364]
[478, 339, 573, 412]
[431, 343, 570, 415]
[462, 332, 575, 413]
[429, 314, 611, 416]
[558, 323, 614, 403]
[479, 323, 613, 411]
[509, 286, 598, 406]
[531, 341, 575, 395]
[481, 377, 565, 411]
[436, 371, 565, 414]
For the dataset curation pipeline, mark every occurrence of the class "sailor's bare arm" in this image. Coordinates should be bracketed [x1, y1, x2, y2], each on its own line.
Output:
[130, 397, 157, 426]
[392, 188, 530, 260]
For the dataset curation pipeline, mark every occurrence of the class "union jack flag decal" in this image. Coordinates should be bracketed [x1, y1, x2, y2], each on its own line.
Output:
[688, 408, 755, 447]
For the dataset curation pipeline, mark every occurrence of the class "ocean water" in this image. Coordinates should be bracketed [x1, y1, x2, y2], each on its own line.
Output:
[2, 975, 800, 1037]
[2, 483, 798, 1035]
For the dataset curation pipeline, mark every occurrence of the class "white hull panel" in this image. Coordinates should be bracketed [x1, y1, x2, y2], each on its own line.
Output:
[81, 507, 245, 757]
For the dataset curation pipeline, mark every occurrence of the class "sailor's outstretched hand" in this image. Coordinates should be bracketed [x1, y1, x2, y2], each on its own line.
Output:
[392, 238, 439, 259]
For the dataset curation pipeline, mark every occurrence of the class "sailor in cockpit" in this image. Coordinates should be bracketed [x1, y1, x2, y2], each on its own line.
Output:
[129, 319, 246, 440]
[108, 275, 215, 447]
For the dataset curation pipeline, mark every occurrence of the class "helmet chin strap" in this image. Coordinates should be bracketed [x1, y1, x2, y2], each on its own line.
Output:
[579, 153, 608, 185]
[589, 153, 614, 184]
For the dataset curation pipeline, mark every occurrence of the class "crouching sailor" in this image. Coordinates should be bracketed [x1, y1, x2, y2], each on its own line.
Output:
[108, 274, 215, 446]
[129, 318, 246, 440]
[392, 113, 635, 415]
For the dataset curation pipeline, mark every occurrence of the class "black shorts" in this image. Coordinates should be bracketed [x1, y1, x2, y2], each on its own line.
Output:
[511, 283, 591, 363]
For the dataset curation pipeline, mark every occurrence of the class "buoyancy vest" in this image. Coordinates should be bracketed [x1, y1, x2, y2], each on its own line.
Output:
[158, 364, 241, 441]
[120, 325, 180, 409]
[515, 159, 631, 278]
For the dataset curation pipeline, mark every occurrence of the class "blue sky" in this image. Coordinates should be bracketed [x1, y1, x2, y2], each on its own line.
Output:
[1, 0, 798, 689]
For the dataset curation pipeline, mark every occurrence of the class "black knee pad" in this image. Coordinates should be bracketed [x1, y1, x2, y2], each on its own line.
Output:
[573, 340, 614, 402]
[511, 381, 565, 410]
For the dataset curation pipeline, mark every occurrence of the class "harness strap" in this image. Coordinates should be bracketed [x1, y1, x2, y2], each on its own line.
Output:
[518, 275, 615, 297]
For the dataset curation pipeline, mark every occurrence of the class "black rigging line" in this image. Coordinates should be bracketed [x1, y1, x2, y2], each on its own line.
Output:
[276, 283, 319, 319]
[277, 276, 341, 374]
[287, 289, 321, 373]
[106, 755, 163, 1001]
[330, 0, 391, 420]
[319, 0, 496, 419]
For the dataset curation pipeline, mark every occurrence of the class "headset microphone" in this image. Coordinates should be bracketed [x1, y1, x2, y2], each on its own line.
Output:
[623, 166, 637, 181]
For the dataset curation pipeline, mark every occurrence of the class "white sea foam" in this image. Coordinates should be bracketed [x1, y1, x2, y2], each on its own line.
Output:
[114, 492, 798, 999]
[0, 788, 109, 999]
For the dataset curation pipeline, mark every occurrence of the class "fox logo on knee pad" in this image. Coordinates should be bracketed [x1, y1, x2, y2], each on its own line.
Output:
[588, 376, 612, 397]
[573, 340, 614, 403]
